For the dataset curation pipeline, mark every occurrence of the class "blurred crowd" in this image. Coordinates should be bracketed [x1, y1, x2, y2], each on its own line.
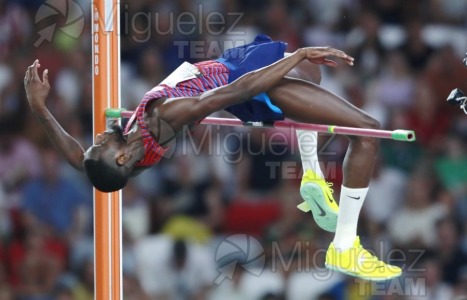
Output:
[0, 0, 466, 299]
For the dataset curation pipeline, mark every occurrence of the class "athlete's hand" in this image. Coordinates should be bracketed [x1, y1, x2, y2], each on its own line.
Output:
[300, 47, 354, 67]
[24, 59, 50, 110]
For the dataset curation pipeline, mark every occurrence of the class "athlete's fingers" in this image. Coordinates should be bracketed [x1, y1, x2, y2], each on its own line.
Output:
[324, 59, 338, 67]
[327, 47, 344, 55]
[32, 60, 40, 81]
[319, 48, 353, 65]
[321, 47, 341, 55]
[325, 47, 352, 59]
[330, 49, 353, 61]
[28, 66, 34, 80]
[27, 65, 33, 80]
[333, 51, 354, 64]
[42, 69, 50, 88]
[330, 51, 354, 65]
[305, 47, 353, 66]
[317, 49, 352, 64]
[321, 55, 352, 67]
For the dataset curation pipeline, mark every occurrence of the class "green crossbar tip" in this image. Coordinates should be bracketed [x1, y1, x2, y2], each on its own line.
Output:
[391, 130, 416, 142]
[105, 108, 126, 118]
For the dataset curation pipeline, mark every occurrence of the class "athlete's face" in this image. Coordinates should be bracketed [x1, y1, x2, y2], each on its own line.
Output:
[84, 125, 126, 161]
[95, 124, 126, 145]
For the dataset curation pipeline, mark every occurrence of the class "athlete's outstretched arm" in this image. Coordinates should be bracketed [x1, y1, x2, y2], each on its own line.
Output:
[158, 47, 353, 130]
[222, 46, 352, 101]
[24, 60, 85, 171]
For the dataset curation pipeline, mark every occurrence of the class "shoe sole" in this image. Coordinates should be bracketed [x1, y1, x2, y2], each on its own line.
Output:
[300, 182, 337, 232]
[325, 264, 402, 281]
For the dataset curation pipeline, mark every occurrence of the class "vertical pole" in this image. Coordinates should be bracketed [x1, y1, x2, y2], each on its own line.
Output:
[92, 1, 122, 299]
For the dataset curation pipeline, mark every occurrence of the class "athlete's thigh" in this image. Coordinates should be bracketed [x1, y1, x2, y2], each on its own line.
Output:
[268, 78, 377, 128]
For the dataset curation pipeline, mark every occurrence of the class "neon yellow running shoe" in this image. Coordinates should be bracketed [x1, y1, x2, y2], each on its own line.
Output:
[325, 236, 402, 281]
[297, 169, 339, 232]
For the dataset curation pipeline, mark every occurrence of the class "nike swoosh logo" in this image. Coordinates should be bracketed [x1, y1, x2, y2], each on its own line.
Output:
[313, 199, 326, 217]
[348, 196, 361, 200]
[325, 191, 334, 203]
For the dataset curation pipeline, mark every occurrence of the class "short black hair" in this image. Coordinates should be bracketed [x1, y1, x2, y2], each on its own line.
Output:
[84, 158, 129, 192]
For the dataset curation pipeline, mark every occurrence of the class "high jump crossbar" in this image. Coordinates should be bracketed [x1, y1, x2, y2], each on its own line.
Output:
[105, 108, 416, 142]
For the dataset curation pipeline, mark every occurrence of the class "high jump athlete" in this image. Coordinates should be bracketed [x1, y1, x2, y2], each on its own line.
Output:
[24, 35, 401, 281]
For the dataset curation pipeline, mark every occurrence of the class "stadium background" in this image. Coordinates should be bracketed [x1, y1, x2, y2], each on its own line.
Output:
[0, 0, 466, 299]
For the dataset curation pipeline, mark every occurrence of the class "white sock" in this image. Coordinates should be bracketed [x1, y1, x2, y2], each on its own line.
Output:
[296, 130, 324, 178]
[333, 185, 369, 250]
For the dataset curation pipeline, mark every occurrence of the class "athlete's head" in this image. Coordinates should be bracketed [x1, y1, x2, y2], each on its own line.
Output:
[83, 124, 133, 192]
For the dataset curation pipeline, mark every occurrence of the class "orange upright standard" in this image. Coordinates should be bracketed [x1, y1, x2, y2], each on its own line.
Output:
[91, 0, 122, 299]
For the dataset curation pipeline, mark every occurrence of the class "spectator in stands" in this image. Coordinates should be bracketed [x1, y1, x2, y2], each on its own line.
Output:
[388, 170, 448, 249]
[21, 147, 91, 238]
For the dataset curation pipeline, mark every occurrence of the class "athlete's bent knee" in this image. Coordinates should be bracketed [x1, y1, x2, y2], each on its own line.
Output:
[360, 116, 381, 130]
[350, 117, 380, 153]
[367, 117, 381, 130]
